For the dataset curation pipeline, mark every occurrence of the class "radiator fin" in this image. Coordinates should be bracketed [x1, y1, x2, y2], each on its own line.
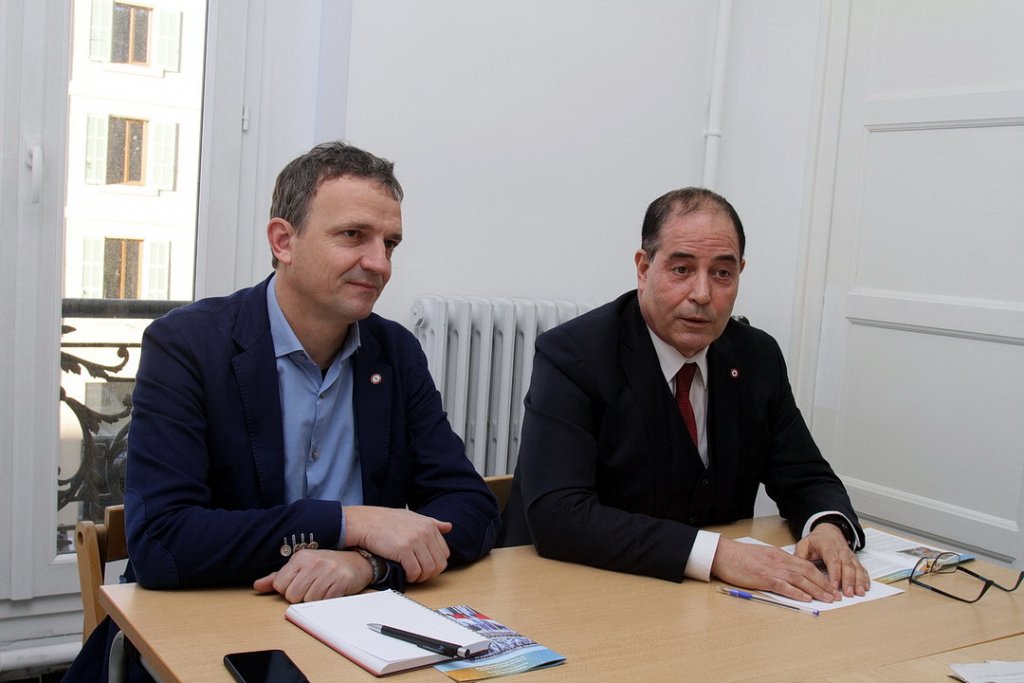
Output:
[410, 295, 589, 475]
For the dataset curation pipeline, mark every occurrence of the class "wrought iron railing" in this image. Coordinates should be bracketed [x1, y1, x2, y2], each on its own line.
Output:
[56, 298, 188, 553]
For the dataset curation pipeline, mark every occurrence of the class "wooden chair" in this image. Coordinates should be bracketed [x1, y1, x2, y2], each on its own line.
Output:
[484, 474, 513, 513]
[75, 505, 163, 681]
[75, 504, 126, 642]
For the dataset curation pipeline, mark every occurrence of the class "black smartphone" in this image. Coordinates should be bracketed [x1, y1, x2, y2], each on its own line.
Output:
[223, 649, 309, 683]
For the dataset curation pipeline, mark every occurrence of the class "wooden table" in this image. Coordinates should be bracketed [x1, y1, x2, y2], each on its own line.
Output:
[827, 633, 1024, 682]
[100, 517, 1024, 682]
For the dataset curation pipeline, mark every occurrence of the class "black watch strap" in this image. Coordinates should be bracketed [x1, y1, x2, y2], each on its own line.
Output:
[356, 548, 387, 584]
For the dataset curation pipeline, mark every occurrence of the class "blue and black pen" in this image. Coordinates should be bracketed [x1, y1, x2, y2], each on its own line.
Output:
[718, 587, 820, 616]
[367, 623, 473, 658]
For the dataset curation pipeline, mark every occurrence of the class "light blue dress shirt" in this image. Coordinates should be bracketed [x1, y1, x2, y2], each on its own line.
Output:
[267, 276, 362, 547]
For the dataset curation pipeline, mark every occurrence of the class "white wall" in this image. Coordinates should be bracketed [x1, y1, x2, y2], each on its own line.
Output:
[340, 0, 823, 358]
[344, 1, 709, 324]
[716, 2, 822, 354]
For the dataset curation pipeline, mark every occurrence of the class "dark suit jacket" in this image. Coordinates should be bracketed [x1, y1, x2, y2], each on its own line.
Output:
[499, 290, 862, 581]
[124, 275, 498, 589]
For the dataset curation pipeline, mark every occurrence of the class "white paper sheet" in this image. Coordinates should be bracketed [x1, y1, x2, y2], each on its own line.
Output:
[733, 536, 904, 611]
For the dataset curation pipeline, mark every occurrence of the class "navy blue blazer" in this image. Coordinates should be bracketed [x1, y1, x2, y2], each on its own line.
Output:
[124, 276, 498, 588]
[499, 291, 862, 581]
[64, 279, 497, 682]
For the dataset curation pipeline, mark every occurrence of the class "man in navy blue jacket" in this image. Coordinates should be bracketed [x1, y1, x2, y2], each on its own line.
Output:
[127, 141, 497, 596]
[65, 142, 497, 681]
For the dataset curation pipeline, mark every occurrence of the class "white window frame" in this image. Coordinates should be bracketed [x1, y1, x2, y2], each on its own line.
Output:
[0, 0, 270, 666]
[1, 0, 354, 667]
[2, 0, 75, 609]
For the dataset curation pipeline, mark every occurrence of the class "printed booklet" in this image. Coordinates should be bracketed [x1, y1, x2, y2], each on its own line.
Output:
[433, 605, 566, 681]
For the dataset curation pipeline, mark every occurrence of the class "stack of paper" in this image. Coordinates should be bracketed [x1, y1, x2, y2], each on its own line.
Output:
[950, 660, 1024, 683]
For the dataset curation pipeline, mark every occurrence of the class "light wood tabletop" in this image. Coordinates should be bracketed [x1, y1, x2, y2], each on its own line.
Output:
[826, 633, 1024, 682]
[100, 516, 1024, 682]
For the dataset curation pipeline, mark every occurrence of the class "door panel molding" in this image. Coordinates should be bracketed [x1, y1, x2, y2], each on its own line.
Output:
[802, 0, 1024, 566]
[846, 290, 1024, 345]
[848, 476, 1021, 564]
[864, 87, 1024, 131]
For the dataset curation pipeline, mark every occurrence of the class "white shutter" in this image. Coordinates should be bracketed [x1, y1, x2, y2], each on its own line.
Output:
[84, 114, 108, 185]
[143, 241, 171, 300]
[154, 10, 182, 73]
[89, 0, 113, 63]
[81, 237, 104, 298]
[149, 122, 178, 191]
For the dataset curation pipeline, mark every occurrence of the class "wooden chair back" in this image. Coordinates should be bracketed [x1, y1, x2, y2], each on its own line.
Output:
[75, 504, 126, 642]
[484, 474, 513, 513]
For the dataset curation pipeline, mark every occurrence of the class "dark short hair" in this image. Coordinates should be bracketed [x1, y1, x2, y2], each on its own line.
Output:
[640, 187, 745, 258]
[269, 141, 404, 267]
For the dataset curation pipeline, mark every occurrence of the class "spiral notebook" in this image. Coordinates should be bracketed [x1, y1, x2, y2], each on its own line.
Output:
[285, 590, 491, 676]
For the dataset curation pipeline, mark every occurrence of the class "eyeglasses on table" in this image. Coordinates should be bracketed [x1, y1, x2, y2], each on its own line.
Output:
[909, 551, 1024, 604]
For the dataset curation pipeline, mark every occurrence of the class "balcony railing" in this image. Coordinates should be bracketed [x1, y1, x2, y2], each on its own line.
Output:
[57, 298, 188, 553]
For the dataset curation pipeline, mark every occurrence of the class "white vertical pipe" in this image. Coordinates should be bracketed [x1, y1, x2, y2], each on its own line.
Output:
[702, 0, 733, 189]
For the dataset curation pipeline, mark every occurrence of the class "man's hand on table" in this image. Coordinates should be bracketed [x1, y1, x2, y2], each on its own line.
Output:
[711, 536, 843, 603]
[344, 506, 452, 583]
[254, 549, 374, 603]
[794, 522, 870, 597]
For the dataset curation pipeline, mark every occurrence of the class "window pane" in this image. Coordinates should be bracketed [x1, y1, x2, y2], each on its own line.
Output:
[123, 239, 141, 298]
[111, 3, 129, 63]
[131, 7, 149, 63]
[102, 238, 122, 297]
[59, 0, 206, 554]
[127, 120, 144, 183]
[106, 116, 125, 183]
[102, 238, 142, 299]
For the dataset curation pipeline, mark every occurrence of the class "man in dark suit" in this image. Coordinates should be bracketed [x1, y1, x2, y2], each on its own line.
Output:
[123, 141, 499, 599]
[500, 187, 868, 603]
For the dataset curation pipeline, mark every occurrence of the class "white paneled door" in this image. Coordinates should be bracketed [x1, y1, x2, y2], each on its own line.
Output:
[808, 0, 1024, 565]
